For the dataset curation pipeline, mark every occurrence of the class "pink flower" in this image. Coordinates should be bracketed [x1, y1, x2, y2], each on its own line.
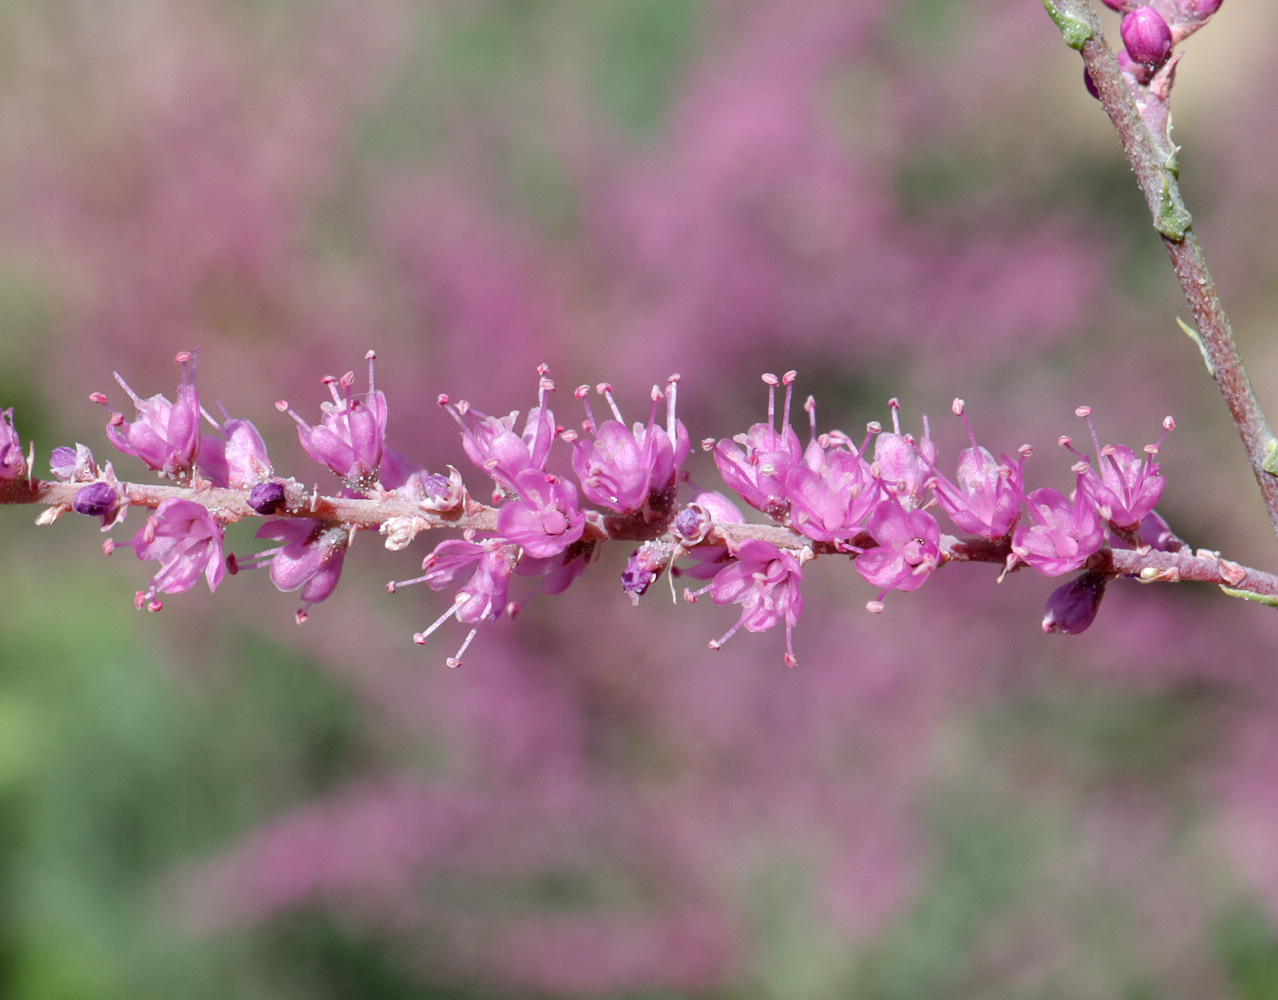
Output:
[199, 416, 273, 490]
[230, 520, 351, 623]
[869, 399, 935, 511]
[714, 372, 803, 520]
[685, 539, 805, 666]
[440, 367, 557, 496]
[1063, 409, 1171, 531]
[925, 400, 1024, 539]
[496, 470, 586, 559]
[391, 537, 522, 666]
[119, 497, 225, 611]
[282, 351, 388, 490]
[571, 375, 689, 515]
[855, 497, 941, 602]
[1010, 480, 1105, 576]
[94, 351, 201, 481]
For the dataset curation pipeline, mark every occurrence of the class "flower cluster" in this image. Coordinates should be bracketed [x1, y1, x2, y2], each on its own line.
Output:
[0, 353, 1196, 667]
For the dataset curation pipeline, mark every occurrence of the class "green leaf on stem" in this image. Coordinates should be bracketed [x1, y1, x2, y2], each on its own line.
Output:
[1220, 586, 1278, 608]
[1155, 181, 1192, 240]
[1040, 0, 1093, 50]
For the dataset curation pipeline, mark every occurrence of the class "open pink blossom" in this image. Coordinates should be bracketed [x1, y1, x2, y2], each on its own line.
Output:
[230, 520, 351, 623]
[571, 375, 689, 515]
[1062, 408, 1171, 531]
[925, 400, 1025, 539]
[118, 497, 225, 611]
[684, 539, 805, 666]
[440, 366, 557, 495]
[282, 351, 388, 489]
[855, 497, 941, 603]
[200, 416, 273, 490]
[1010, 481, 1105, 576]
[94, 351, 201, 481]
[714, 372, 803, 520]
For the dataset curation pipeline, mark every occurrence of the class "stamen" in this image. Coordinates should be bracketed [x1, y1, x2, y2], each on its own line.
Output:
[112, 372, 144, 407]
[781, 375, 795, 431]
[413, 596, 463, 644]
[665, 374, 681, 441]
[596, 383, 623, 423]
[446, 628, 479, 668]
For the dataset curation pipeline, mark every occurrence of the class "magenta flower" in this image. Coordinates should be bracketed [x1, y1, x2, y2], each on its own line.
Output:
[118, 497, 225, 611]
[391, 537, 522, 666]
[440, 367, 557, 495]
[230, 520, 351, 623]
[496, 470, 586, 559]
[282, 351, 388, 489]
[93, 351, 201, 481]
[787, 447, 880, 544]
[684, 539, 805, 667]
[1042, 570, 1110, 635]
[0, 408, 24, 480]
[714, 372, 803, 520]
[855, 497, 941, 603]
[1010, 481, 1105, 576]
[926, 400, 1024, 539]
[200, 416, 273, 490]
[571, 375, 689, 515]
[1063, 409, 1171, 531]
[870, 399, 934, 511]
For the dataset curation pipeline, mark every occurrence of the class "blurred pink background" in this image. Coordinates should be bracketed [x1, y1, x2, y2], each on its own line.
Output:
[3, 1, 1278, 996]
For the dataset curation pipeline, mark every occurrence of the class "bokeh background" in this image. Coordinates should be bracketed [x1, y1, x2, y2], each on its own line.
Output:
[3, 0, 1278, 996]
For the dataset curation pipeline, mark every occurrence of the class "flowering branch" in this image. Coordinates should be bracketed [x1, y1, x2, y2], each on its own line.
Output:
[1, 351, 1273, 665]
[1041, 0, 1278, 537]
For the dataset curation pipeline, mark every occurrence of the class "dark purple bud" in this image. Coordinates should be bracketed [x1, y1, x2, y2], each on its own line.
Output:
[72, 482, 119, 518]
[1121, 6, 1173, 67]
[1084, 66, 1100, 101]
[1042, 571, 1110, 635]
[247, 481, 287, 515]
[1099, 0, 1132, 10]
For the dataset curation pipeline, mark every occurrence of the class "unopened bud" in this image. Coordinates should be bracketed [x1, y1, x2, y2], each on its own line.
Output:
[1042, 571, 1109, 635]
[1121, 6, 1173, 68]
[247, 481, 287, 515]
[72, 482, 118, 518]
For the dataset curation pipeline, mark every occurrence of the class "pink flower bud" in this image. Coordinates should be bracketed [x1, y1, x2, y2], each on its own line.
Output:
[1121, 6, 1173, 68]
